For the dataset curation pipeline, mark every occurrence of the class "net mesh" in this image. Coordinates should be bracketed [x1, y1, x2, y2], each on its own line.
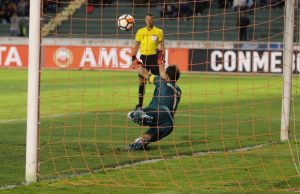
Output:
[38, 0, 300, 192]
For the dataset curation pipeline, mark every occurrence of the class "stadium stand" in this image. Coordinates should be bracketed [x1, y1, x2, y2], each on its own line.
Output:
[0, 0, 285, 41]
[0, 0, 29, 36]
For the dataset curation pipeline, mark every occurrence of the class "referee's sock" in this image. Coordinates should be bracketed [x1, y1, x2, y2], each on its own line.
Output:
[138, 84, 145, 108]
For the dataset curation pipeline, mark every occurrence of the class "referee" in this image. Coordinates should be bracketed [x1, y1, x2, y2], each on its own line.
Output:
[131, 13, 165, 110]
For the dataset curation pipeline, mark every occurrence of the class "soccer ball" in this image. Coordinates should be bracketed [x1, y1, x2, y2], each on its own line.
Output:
[118, 14, 134, 31]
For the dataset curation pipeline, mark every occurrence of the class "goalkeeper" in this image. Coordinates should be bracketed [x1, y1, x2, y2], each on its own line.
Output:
[127, 52, 181, 151]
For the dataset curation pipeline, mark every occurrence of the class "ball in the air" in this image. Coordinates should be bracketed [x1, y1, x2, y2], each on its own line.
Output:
[118, 14, 134, 31]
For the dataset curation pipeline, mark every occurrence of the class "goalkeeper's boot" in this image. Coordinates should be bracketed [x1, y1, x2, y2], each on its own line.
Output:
[127, 111, 154, 126]
[127, 111, 141, 124]
[127, 138, 149, 151]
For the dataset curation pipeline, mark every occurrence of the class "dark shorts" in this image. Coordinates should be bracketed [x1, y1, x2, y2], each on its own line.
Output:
[140, 54, 160, 76]
[141, 106, 174, 142]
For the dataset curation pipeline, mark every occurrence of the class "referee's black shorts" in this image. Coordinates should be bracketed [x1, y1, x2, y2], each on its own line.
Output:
[140, 54, 160, 76]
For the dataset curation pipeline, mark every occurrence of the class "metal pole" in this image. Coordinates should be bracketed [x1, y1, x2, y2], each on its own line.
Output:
[26, 0, 41, 182]
[281, 0, 295, 141]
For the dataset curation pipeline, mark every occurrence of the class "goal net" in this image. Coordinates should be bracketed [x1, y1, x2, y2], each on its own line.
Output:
[34, 0, 300, 191]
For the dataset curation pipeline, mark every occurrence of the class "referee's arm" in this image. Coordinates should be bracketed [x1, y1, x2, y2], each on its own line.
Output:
[132, 29, 141, 57]
[158, 30, 165, 55]
[132, 41, 140, 57]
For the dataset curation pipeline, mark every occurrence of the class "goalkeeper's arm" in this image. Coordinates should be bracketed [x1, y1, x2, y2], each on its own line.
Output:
[136, 66, 149, 79]
[133, 59, 167, 80]
[135, 62, 168, 82]
[132, 50, 168, 81]
[132, 57, 149, 79]
[157, 50, 168, 80]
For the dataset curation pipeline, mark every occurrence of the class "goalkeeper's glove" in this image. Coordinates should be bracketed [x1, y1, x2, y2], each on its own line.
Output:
[131, 55, 143, 69]
[132, 55, 137, 62]
[156, 49, 165, 65]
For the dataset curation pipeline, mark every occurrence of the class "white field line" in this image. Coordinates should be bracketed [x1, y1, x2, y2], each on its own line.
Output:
[0, 143, 270, 191]
[104, 144, 269, 170]
[0, 112, 208, 124]
[0, 184, 25, 190]
[0, 111, 283, 124]
[0, 112, 82, 123]
[0, 118, 26, 124]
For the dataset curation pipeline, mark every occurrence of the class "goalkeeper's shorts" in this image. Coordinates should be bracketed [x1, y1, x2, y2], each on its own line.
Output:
[128, 106, 174, 142]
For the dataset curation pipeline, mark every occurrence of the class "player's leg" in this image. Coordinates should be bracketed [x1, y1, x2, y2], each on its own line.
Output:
[127, 112, 173, 151]
[127, 107, 174, 151]
[127, 107, 157, 151]
[144, 109, 174, 142]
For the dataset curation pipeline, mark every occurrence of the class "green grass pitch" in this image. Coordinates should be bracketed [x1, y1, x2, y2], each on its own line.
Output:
[0, 69, 299, 193]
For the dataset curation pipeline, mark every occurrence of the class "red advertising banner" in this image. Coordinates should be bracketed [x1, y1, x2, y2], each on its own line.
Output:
[0, 45, 28, 68]
[0, 45, 189, 71]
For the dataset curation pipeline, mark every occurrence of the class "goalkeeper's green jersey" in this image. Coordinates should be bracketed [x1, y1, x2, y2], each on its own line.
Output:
[147, 75, 181, 116]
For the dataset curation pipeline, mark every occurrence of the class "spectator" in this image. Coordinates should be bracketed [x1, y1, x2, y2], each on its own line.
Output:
[236, 11, 250, 41]
[44, 0, 57, 13]
[10, 12, 19, 36]
[18, 17, 27, 36]
[218, 0, 233, 8]
[103, 0, 114, 6]
[88, 0, 114, 7]
[10, 0, 20, 4]
[150, 0, 159, 6]
[87, 2, 94, 13]
[194, 0, 209, 16]
[232, 0, 247, 11]
[259, 0, 268, 7]
[271, 0, 284, 9]
[0, 5, 6, 24]
[0, 0, 30, 36]
[133, 0, 148, 7]
[4, 2, 16, 23]
[17, 0, 28, 16]
[247, 0, 254, 10]
[160, 2, 177, 19]
[178, 1, 192, 20]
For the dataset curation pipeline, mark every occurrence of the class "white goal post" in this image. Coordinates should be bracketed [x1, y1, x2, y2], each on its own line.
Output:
[280, 0, 295, 141]
[25, 0, 41, 183]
